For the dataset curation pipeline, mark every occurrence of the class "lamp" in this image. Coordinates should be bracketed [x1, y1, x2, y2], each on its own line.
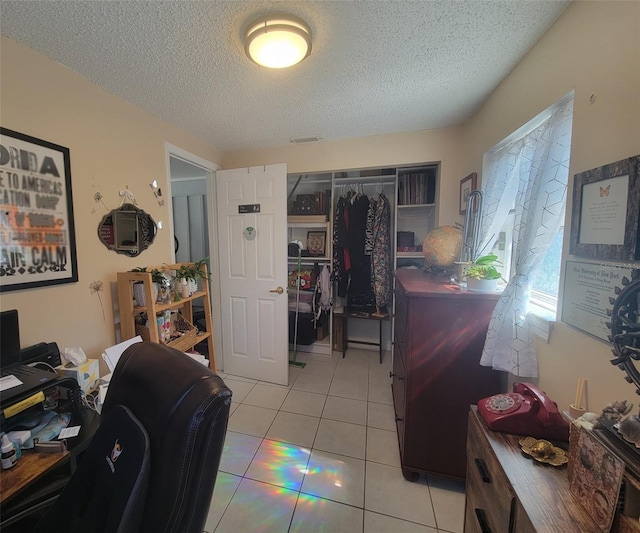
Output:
[244, 14, 311, 69]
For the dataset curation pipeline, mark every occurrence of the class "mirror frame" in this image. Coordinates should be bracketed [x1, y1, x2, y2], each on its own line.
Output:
[97, 204, 157, 257]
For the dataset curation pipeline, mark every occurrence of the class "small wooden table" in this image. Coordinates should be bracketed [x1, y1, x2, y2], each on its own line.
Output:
[333, 311, 389, 363]
[0, 405, 100, 526]
[0, 449, 71, 505]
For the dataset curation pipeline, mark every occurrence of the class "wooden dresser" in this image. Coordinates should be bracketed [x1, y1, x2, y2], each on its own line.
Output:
[466, 406, 640, 532]
[392, 269, 503, 481]
[465, 406, 598, 532]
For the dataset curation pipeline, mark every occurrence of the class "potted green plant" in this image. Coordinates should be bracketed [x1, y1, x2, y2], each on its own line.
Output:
[130, 267, 170, 305]
[466, 254, 503, 292]
[173, 259, 209, 296]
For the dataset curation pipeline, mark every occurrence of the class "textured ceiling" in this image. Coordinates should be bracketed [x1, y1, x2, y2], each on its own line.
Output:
[0, 1, 569, 153]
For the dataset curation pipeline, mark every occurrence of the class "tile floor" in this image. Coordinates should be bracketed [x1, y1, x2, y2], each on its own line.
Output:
[205, 348, 465, 533]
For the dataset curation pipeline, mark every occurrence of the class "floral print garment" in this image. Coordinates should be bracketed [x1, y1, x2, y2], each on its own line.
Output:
[365, 193, 391, 309]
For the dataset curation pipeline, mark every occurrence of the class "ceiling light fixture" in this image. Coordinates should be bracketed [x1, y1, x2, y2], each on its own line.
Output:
[244, 14, 312, 69]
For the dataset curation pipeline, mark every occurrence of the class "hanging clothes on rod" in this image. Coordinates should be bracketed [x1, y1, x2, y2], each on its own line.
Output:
[332, 184, 376, 312]
[333, 194, 350, 298]
[365, 191, 392, 317]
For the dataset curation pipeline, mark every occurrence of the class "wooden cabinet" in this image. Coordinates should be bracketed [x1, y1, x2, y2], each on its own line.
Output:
[392, 269, 502, 480]
[465, 406, 599, 532]
[466, 407, 640, 532]
[117, 263, 216, 370]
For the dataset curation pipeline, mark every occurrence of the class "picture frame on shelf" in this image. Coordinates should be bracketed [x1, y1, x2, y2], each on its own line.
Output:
[459, 172, 477, 215]
[0, 128, 78, 292]
[569, 155, 640, 261]
[568, 426, 624, 532]
[307, 230, 326, 257]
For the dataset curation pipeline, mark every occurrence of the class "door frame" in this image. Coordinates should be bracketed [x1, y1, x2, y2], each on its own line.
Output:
[164, 143, 223, 370]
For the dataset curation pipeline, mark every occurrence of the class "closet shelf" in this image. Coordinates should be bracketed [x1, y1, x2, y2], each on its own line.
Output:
[288, 257, 331, 264]
[334, 175, 395, 185]
[287, 215, 328, 224]
[288, 221, 329, 229]
[397, 203, 436, 209]
[396, 252, 425, 259]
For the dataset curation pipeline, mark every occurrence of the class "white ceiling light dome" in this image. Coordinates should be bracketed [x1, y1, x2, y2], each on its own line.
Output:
[245, 14, 312, 69]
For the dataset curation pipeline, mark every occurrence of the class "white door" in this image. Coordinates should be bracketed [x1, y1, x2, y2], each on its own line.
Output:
[216, 164, 288, 385]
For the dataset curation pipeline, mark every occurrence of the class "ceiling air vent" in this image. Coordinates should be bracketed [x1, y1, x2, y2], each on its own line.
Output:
[290, 135, 325, 144]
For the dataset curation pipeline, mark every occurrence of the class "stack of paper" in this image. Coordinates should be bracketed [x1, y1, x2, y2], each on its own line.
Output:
[102, 336, 143, 372]
[185, 352, 208, 366]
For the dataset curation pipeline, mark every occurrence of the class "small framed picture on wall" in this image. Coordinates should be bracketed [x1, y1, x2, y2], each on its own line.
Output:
[459, 173, 478, 215]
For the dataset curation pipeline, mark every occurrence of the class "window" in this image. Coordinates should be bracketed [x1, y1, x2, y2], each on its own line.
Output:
[480, 94, 574, 317]
[531, 225, 563, 302]
[477, 92, 574, 375]
[488, 217, 564, 312]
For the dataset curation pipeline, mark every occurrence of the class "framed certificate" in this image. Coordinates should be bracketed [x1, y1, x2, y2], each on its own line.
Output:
[569, 155, 640, 261]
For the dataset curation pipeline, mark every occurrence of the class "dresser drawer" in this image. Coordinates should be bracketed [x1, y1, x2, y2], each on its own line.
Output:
[465, 412, 515, 533]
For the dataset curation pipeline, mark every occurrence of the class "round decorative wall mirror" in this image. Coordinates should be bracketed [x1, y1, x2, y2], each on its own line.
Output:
[97, 204, 156, 256]
[610, 275, 640, 394]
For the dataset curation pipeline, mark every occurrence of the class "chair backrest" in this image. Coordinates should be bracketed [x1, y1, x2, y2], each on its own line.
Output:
[35, 403, 151, 533]
[102, 342, 232, 533]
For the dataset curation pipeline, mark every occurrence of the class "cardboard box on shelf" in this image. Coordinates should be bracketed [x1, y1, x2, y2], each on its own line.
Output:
[57, 358, 100, 394]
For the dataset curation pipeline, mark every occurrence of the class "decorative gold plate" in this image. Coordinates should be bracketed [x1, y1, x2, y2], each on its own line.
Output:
[519, 437, 568, 466]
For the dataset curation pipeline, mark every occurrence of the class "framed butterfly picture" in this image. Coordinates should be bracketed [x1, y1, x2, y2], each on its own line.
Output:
[569, 155, 640, 261]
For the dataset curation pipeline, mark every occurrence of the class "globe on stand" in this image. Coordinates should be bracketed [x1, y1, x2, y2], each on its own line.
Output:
[422, 225, 462, 275]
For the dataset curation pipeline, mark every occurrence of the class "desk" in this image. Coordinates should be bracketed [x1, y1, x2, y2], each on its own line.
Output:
[0, 405, 100, 527]
[333, 312, 389, 363]
[0, 450, 70, 505]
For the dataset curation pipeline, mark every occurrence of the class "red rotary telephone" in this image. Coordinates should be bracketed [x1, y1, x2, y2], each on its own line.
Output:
[477, 382, 570, 441]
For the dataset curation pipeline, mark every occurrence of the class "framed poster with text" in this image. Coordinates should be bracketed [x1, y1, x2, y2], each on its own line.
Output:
[0, 128, 78, 292]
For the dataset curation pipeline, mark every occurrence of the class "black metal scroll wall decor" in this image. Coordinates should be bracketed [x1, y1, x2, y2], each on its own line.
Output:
[608, 271, 640, 394]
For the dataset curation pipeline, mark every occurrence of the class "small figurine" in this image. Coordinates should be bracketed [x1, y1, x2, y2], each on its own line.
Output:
[618, 406, 640, 447]
[594, 400, 633, 428]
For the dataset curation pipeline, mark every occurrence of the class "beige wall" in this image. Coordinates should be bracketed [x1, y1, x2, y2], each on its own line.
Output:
[462, 0, 640, 413]
[223, 1, 640, 413]
[222, 127, 465, 227]
[0, 37, 222, 362]
[2, 1, 639, 414]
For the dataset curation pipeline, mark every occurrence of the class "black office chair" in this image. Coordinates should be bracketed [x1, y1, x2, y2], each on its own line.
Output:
[36, 341, 232, 533]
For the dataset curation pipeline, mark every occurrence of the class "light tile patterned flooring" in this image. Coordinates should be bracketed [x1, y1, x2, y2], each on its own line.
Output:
[205, 348, 465, 533]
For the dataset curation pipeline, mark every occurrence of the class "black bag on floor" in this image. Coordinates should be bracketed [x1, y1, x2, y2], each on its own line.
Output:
[289, 311, 316, 345]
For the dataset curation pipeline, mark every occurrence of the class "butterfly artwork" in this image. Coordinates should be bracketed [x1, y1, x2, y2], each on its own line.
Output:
[599, 185, 611, 197]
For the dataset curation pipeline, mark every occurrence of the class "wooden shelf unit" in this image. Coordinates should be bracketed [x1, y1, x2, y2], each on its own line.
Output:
[117, 262, 216, 370]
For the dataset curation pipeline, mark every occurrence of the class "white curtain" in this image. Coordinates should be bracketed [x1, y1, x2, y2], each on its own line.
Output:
[478, 95, 574, 377]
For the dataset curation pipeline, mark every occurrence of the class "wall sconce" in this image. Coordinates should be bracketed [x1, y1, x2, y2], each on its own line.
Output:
[244, 14, 312, 69]
[150, 180, 165, 206]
